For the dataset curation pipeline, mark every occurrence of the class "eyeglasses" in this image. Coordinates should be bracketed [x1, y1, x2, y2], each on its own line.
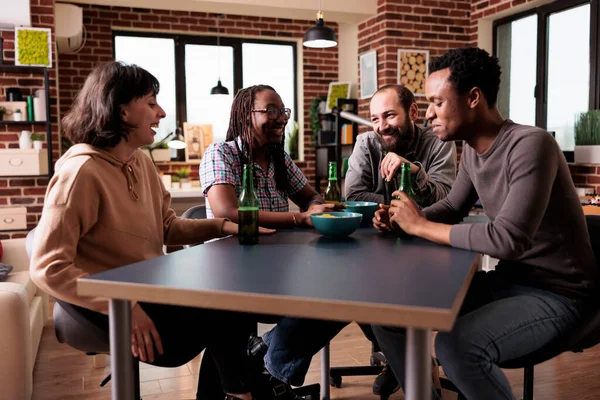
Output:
[251, 107, 292, 120]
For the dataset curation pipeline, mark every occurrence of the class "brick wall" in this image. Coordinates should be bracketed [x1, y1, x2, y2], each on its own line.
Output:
[57, 4, 339, 185]
[469, 0, 539, 44]
[356, 0, 472, 127]
[0, 0, 59, 240]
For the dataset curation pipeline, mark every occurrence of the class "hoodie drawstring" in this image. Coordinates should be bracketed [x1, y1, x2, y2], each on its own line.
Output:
[122, 163, 140, 201]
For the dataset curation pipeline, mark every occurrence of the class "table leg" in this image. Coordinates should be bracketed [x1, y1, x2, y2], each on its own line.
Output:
[320, 344, 330, 400]
[405, 327, 432, 400]
[109, 299, 134, 400]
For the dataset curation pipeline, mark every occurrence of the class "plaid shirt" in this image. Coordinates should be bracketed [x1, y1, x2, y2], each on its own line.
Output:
[200, 140, 307, 218]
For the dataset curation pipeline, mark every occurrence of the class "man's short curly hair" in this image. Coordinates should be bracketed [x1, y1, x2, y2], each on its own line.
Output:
[429, 47, 502, 107]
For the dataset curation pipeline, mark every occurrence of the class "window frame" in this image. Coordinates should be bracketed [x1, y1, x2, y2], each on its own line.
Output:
[112, 30, 299, 138]
[493, 0, 600, 161]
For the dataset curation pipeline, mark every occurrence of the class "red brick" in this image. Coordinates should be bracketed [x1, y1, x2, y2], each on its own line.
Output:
[9, 179, 36, 187]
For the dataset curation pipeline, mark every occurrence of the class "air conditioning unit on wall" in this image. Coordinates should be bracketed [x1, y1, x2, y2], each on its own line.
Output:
[55, 3, 85, 54]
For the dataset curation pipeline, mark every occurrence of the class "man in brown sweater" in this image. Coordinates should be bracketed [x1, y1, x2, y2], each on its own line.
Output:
[372, 48, 597, 399]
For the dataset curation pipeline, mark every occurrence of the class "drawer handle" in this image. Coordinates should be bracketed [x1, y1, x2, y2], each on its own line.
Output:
[3, 217, 14, 224]
[9, 158, 23, 167]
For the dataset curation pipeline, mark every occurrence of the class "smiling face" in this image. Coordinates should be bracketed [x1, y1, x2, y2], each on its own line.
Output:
[425, 68, 474, 142]
[370, 88, 417, 154]
[120, 92, 166, 148]
[251, 89, 288, 147]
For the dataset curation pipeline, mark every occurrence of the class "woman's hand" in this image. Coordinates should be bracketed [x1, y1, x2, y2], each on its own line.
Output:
[131, 304, 163, 363]
[372, 204, 392, 232]
[388, 191, 426, 235]
[299, 203, 345, 227]
[222, 220, 276, 236]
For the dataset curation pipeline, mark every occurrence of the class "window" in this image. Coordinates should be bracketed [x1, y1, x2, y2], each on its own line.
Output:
[114, 36, 177, 143]
[114, 33, 298, 155]
[185, 44, 234, 143]
[494, 0, 600, 155]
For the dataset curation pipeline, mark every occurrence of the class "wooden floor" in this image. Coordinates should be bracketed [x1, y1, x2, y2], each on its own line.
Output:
[32, 319, 600, 400]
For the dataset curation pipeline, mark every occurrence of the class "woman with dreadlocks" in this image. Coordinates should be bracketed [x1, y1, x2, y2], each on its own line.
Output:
[200, 84, 338, 227]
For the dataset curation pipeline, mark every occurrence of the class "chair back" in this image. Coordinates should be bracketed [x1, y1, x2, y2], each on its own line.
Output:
[563, 214, 600, 350]
[501, 214, 600, 368]
[181, 205, 207, 248]
[53, 299, 110, 354]
[181, 205, 206, 220]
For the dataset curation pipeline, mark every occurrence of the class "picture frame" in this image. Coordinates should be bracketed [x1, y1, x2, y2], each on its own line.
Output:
[359, 50, 378, 99]
[183, 122, 213, 162]
[397, 49, 429, 96]
[15, 27, 52, 67]
[325, 82, 351, 113]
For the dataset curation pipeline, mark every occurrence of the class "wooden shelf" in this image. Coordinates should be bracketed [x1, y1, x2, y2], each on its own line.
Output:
[155, 161, 201, 165]
[0, 228, 30, 233]
[0, 121, 48, 126]
[0, 174, 49, 179]
[0, 64, 47, 74]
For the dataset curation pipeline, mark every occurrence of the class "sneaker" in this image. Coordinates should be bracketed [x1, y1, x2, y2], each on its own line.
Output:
[372, 364, 400, 396]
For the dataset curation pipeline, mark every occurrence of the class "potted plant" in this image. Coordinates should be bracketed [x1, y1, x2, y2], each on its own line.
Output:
[170, 174, 181, 189]
[309, 96, 326, 142]
[286, 121, 299, 160]
[0, 106, 6, 121]
[574, 110, 600, 164]
[13, 108, 22, 122]
[31, 132, 44, 150]
[177, 167, 192, 189]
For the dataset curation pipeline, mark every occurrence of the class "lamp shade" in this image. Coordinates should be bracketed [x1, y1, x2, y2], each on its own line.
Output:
[303, 18, 337, 48]
[167, 132, 187, 149]
[210, 79, 229, 95]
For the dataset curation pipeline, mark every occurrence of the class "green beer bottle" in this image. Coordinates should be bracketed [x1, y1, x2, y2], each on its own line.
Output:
[396, 162, 416, 201]
[323, 161, 341, 204]
[394, 162, 415, 237]
[238, 164, 259, 245]
[382, 151, 394, 205]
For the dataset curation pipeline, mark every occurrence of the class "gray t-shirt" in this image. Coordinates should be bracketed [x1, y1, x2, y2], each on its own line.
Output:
[344, 125, 457, 206]
[425, 120, 596, 299]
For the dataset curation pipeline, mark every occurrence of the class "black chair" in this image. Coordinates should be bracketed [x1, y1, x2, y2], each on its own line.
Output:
[441, 214, 600, 400]
[326, 324, 386, 388]
[26, 228, 143, 399]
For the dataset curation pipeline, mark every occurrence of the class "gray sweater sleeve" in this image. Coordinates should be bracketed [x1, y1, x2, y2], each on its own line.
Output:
[345, 135, 384, 204]
[413, 141, 456, 205]
[423, 159, 478, 224]
[449, 134, 559, 260]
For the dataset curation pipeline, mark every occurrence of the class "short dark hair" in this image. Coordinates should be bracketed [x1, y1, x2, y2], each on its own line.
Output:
[62, 62, 160, 148]
[429, 47, 501, 107]
[373, 84, 416, 112]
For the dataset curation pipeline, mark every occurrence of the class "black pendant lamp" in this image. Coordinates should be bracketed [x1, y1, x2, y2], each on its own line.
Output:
[303, 1, 337, 49]
[210, 14, 229, 95]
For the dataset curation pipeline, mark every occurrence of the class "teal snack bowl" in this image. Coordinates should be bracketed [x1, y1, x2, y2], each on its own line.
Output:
[310, 212, 362, 238]
[342, 201, 379, 221]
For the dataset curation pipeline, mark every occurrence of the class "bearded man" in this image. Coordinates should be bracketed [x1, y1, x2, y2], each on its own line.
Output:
[345, 84, 456, 206]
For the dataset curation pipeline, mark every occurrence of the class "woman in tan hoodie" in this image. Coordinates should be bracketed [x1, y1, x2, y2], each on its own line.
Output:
[29, 62, 270, 400]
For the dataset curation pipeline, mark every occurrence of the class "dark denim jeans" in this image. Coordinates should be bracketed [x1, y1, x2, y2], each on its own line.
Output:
[262, 317, 348, 386]
[372, 271, 588, 400]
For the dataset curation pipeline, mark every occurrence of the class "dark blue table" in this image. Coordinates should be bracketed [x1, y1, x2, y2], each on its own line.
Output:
[78, 227, 478, 400]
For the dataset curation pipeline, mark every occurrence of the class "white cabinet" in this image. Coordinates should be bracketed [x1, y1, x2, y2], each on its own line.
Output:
[0, 149, 48, 176]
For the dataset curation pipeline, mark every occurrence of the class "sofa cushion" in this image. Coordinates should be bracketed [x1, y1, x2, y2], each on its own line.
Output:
[3, 271, 36, 305]
[0, 263, 13, 280]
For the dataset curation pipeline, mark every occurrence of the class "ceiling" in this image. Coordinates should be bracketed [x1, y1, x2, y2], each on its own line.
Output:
[63, 0, 378, 24]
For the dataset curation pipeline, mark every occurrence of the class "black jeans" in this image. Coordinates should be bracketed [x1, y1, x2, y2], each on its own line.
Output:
[73, 301, 256, 394]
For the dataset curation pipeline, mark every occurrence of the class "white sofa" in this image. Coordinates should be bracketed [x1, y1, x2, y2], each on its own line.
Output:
[0, 237, 49, 400]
